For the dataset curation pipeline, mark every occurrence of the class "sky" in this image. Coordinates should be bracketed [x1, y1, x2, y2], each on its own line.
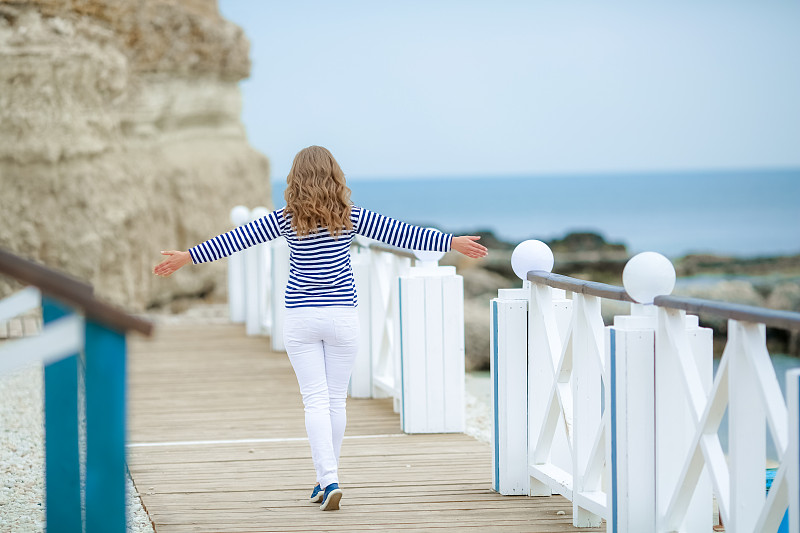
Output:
[219, 1, 800, 181]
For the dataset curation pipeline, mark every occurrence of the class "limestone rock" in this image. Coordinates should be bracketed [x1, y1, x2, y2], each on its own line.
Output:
[674, 279, 765, 332]
[461, 265, 514, 299]
[766, 281, 800, 313]
[0, 1, 269, 311]
[464, 298, 491, 371]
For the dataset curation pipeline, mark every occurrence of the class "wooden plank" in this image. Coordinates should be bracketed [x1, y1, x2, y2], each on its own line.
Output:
[127, 322, 604, 532]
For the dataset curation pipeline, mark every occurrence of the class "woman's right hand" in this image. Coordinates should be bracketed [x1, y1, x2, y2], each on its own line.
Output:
[451, 236, 488, 259]
[153, 250, 191, 277]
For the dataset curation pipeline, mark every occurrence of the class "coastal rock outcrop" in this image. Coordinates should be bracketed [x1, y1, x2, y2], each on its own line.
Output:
[456, 232, 800, 369]
[0, 1, 269, 310]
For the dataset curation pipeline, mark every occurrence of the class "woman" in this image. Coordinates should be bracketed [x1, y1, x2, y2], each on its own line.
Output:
[153, 146, 487, 511]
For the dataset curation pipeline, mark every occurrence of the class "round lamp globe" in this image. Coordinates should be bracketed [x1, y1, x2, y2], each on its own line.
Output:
[511, 240, 554, 281]
[230, 205, 250, 226]
[622, 251, 676, 304]
[250, 206, 270, 221]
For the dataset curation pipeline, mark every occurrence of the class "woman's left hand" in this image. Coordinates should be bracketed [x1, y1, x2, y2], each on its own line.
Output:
[153, 250, 191, 277]
[451, 236, 488, 259]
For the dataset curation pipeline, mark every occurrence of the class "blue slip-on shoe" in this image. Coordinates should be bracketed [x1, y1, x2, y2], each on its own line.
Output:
[309, 484, 323, 503]
[319, 483, 343, 511]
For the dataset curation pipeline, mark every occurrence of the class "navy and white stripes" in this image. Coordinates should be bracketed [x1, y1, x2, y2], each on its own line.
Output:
[189, 206, 452, 308]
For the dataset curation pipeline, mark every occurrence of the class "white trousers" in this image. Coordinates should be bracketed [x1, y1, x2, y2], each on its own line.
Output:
[283, 306, 359, 489]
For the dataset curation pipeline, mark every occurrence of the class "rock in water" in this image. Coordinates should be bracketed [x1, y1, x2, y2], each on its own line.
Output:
[0, 1, 269, 310]
[464, 298, 491, 371]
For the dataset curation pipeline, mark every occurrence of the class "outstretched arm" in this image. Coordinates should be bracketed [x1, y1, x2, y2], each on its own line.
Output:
[154, 209, 284, 277]
[355, 207, 452, 251]
[354, 207, 487, 258]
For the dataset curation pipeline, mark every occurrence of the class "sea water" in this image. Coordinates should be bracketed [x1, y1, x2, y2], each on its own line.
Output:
[272, 168, 800, 258]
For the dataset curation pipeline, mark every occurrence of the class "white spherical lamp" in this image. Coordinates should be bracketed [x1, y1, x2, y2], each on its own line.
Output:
[250, 206, 269, 221]
[414, 228, 446, 263]
[230, 205, 250, 226]
[622, 252, 676, 304]
[511, 240, 554, 281]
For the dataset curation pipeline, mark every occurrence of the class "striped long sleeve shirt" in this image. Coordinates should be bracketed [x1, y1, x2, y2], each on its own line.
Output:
[189, 206, 453, 308]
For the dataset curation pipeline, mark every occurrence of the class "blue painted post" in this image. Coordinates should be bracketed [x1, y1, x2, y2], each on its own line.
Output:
[42, 297, 83, 533]
[84, 320, 127, 533]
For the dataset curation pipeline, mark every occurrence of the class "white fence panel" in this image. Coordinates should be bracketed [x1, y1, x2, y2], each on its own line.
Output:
[528, 284, 573, 498]
[399, 264, 464, 433]
[369, 248, 411, 407]
[525, 283, 610, 525]
[491, 288, 528, 494]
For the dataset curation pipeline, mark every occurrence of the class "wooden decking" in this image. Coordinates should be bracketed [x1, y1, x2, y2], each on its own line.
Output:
[127, 322, 602, 532]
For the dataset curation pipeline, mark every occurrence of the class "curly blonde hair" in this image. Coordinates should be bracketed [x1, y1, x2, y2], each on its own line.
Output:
[284, 146, 353, 239]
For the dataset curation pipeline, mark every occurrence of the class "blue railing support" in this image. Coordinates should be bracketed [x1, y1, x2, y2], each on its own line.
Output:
[84, 320, 127, 533]
[42, 297, 82, 532]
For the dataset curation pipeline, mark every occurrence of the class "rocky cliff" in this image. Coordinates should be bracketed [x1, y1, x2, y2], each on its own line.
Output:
[0, 0, 270, 310]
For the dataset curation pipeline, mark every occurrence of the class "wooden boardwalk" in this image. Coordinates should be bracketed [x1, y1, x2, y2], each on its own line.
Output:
[127, 322, 603, 532]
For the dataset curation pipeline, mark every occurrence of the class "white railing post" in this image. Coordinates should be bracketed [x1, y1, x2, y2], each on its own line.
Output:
[269, 238, 289, 352]
[490, 286, 528, 494]
[244, 208, 268, 336]
[349, 244, 373, 398]
[789, 369, 800, 533]
[244, 207, 271, 337]
[254, 207, 272, 336]
[398, 259, 464, 433]
[607, 305, 657, 532]
[228, 206, 249, 323]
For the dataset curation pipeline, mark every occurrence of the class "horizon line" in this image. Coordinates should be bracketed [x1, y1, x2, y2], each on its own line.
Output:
[269, 165, 800, 184]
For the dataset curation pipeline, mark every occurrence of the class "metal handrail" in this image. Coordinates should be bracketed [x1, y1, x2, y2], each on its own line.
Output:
[654, 294, 800, 331]
[0, 248, 152, 336]
[368, 243, 417, 261]
[527, 269, 800, 331]
[350, 240, 418, 261]
[527, 270, 635, 302]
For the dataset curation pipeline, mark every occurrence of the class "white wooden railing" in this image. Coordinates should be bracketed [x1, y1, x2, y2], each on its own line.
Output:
[492, 240, 800, 533]
[227, 207, 465, 433]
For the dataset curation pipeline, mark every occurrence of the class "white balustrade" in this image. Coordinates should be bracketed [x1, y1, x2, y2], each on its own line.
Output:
[493, 243, 800, 533]
[654, 307, 713, 532]
[349, 243, 373, 398]
[525, 278, 610, 525]
[244, 207, 272, 337]
[789, 369, 800, 533]
[365, 245, 412, 407]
